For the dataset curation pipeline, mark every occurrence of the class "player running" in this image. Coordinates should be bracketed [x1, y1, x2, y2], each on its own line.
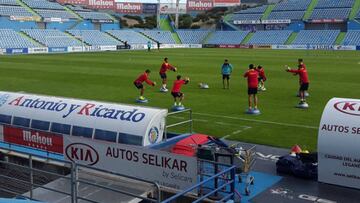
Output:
[134, 69, 156, 101]
[159, 57, 177, 92]
[256, 65, 267, 91]
[171, 75, 189, 107]
[286, 59, 310, 104]
[221, 59, 233, 89]
[244, 64, 259, 110]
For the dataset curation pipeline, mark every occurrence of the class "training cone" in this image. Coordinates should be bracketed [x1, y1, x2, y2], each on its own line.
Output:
[136, 98, 148, 103]
[291, 145, 302, 154]
[296, 102, 309, 109]
[245, 108, 261, 115]
[172, 105, 185, 111]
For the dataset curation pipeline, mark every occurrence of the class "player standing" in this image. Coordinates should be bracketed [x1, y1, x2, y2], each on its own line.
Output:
[221, 59, 233, 89]
[244, 64, 259, 110]
[171, 75, 189, 106]
[134, 69, 156, 101]
[286, 59, 310, 105]
[256, 65, 267, 91]
[159, 57, 177, 92]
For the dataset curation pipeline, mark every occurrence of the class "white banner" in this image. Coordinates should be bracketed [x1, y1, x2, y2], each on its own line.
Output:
[159, 3, 187, 14]
[99, 45, 117, 51]
[28, 47, 48, 54]
[0, 49, 3, 55]
[160, 44, 202, 49]
[318, 98, 360, 189]
[64, 136, 197, 190]
[68, 46, 84, 52]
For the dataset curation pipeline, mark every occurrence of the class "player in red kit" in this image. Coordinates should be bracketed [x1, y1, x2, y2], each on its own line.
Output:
[286, 59, 310, 105]
[134, 69, 156, 101]
[244, 64, 259, 111]
[171, 75, 189, 107]
[159, 57, 177, 92]
[257, 65, 267, 91]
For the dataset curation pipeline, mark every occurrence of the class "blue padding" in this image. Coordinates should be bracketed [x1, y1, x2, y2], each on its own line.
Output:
[0, 198, 45, 203]
[0, 142, 64, 161]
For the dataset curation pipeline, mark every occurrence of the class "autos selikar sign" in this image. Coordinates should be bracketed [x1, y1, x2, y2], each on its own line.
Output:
[318, 98, 360, 189]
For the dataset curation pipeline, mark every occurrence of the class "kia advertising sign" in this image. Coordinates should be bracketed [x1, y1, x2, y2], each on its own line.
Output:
[115, 2, 142, 14]
[87, 0, 115, 9]
[0, 91, 167, 146]
[213, 0, 240, 7]
[318, 98, 360, 189]
[187, 0, 213, 11]
[64, 136, 197, 190]
[3, 125, 64, 154]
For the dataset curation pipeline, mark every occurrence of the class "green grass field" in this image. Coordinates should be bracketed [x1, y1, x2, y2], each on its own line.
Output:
[1, 49, 360, 151]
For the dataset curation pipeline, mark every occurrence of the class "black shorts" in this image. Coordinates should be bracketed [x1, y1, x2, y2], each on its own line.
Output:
[134, 82, 143, 89]
[248, 88, 258, 95]
[171, 92, 183, 98]
[300, 83, 309, 91]
[222, 74, 230, 80]
[160, 73, 167, 79]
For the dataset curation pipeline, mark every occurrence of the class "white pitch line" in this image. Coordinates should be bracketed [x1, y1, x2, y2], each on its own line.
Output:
[194, 112, 318, 129]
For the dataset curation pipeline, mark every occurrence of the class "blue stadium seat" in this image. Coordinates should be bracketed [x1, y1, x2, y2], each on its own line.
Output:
[268, 11, 305, 20]
[22, 29, 82, 47]
[76, 11, 112, 21]
[35, 9, 78, 19]
[141, 30, 176, 44]
[310, 8, 351, 20]
[106, 30, 151, 45]
[67, 30, 122, 46]
[206, 31, 249, 45]
[235, 5, 268, 14]
[292, 30, 340, 45]
[0, 5, 34, 17]
[232, 13, 263, 21]
[342, 31, 360, 45]
[0, 0, 18, 6]
[247, 30, 293, 45]
[22, 0, 65, 10]
[273, 0, 311, 11]
[315, 0, 355, 9]
[0, 29, 36, 48]
[176, 30, 210, 44]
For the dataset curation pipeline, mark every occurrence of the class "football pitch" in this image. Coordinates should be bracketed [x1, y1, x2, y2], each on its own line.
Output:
[1, 48, 360, 151]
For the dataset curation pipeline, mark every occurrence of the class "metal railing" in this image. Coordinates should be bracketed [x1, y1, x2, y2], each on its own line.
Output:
[0, 144, 161, 203]
[165, 108, 193, 140]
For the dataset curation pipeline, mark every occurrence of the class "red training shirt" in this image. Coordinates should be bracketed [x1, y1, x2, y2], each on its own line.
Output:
[134, 72, 154, 85]
[256, 68, 266, 81]
[244, 69, 259, 88]
[288, 66, 309, 84]
[160, 62, 175, 74]
[172, 80, 186, 93]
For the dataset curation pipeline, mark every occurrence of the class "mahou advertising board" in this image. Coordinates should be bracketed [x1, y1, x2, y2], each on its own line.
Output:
[87, 0, 115, 9]
[64, 136, 197, 190]
[213, 0, 240, 7]
[187, 0, 213, 11]
[115, 2, 142, 14]
[318, 98, 360, 189]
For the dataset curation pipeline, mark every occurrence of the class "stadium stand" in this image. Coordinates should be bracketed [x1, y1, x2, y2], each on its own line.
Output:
[236, 5, 268, 14]
[267, 11, 305, 20]
[315, 0, 355, 9]
[357, 10, 360, 19]
[247, 30, 292, 45]
[35, 9, 78, 19]
[292, 30, 340, 45]
[206, 31, 249, 44]
[76, 11, 112, 21]
[0, 29, 36, 48]
[310, 8, 351, 20]
[272, 0, 311, 11]
[342, 31, 360, 45]
[0, 0, 18, 6]
[106, 30, 151, 44]
[232, 13, 263, 21]
[141, 30, 176, 44]
[67, 30, 122, 46]
[22, 29, 82, 47]
[176, 30, 209, 44]
[22, 0, 65, 10]
[67, 4, 92, 12]
[0, 5, 34, 17]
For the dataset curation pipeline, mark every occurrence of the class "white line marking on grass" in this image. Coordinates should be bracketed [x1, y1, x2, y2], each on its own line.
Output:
[221, 127, 252, 139]
[194, 112, 318, 129]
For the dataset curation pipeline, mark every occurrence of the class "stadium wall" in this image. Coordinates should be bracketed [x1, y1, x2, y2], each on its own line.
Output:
[100, 22, 121, 31]
[0, 17, 38, 31]
[287, 22, 305, 32]
[71, 20, 95, 30]
[348, 20, 360, 30]
[46, 21, 79, 31]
